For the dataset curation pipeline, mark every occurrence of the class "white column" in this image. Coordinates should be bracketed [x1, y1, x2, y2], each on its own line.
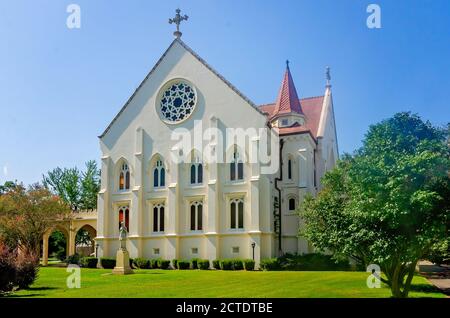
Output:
[97, 154, 111, 257]
[166, 146, 179, 260]
[205, 115, 219, 262]
[130, 127, 144, 257]
[298, 148, 307, 188]
[249, 136, 261, 232]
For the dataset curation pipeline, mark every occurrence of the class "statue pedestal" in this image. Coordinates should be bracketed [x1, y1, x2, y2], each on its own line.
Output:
[112, 248, 134, 275]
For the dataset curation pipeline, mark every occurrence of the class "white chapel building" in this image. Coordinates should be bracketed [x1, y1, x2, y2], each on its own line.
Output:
[95, 27, 338, 266]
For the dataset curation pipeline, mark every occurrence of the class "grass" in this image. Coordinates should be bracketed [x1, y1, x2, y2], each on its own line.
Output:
[8, 267, 445, 298]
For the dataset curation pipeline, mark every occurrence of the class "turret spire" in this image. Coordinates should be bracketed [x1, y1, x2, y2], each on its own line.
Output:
[272, 61, 304, 117]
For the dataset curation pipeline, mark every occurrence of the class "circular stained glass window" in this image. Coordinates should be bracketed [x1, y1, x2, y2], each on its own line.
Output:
[158, 80, 197, 123]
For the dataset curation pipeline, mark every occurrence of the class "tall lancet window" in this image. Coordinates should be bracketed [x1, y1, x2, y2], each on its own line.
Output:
[230, 148, 244, 181]
[288, 158, 293, 180]
[153, 159, 165, 188]
[119, 162, 130, 191]
[230, 198, 244, 229]
[153, 203, 165, 232]
[190, 154, 203, 185]
[190, 201, 203, 231]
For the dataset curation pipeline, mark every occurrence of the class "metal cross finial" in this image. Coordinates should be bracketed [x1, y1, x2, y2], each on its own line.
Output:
[326, 66, 331, 87]
[169, 8, 189, 38]
[286, 60, 290, 68]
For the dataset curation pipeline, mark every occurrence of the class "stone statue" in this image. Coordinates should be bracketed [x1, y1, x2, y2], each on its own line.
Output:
[113, 221, 133, 274]
[119, 221, 127, 250]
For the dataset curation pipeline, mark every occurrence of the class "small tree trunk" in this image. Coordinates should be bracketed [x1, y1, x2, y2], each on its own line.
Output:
[390, 264, 403, 298]
[400, 261, 417, 298]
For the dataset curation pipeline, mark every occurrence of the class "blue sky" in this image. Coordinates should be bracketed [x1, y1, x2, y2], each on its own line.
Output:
[0, 0, 449, 185]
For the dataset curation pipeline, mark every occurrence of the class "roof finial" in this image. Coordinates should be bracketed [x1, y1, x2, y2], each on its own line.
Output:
[286, 59, 290, 69]
[325, 66, 331, 87]
[169, 8, 189, 38]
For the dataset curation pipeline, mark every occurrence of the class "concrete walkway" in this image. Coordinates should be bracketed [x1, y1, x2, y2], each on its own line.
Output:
[417, 261, 450, 296]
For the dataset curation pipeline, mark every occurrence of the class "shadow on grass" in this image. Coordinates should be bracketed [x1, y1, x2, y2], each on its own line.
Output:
[410, 283, 443, 294]
[3, 286, 59, 298]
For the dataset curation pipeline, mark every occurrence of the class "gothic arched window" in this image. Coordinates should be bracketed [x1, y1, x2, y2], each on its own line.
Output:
[119, 162, 130, 191]
[230, 198, 244, 229]
[230, 149, 243, 181]
[153, 159, 165, 188]
[118, 206, 130, 231]
[190, 155, 203, 185]
[190, 201, 203, 231]
[288, 158, 293, 180]
[153, 203, 165, 232]
[289, 198, 296, 211]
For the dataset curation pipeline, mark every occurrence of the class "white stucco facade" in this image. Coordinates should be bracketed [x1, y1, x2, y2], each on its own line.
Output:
[95, 38, 338, 267]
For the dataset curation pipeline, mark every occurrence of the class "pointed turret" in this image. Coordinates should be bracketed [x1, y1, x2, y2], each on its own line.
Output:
[271, 61, 304, 119]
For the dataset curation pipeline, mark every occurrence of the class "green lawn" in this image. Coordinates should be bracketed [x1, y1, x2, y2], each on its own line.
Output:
[8, 267, 445, 298]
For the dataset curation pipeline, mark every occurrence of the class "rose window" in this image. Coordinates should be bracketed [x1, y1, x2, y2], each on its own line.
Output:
[159, 81, 197, 123]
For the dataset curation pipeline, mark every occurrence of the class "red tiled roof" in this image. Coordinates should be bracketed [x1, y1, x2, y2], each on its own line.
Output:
[272, 65, 304, 117]
[259, 96, 324, 139]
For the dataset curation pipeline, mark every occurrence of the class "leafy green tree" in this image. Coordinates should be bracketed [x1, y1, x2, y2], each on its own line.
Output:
[80, 160, 100, 210]
[300, 112, 450, 298]
[43, 161, 100, 211]
[0, 181, 18, 195]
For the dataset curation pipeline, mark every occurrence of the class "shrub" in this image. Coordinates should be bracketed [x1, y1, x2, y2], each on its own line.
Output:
[15, 252, 39, 289]
[198, 259, 210, 270]
[134, 258, 151, 269]
[100, 257, 116, 269]
[220, 259, 233, 270]
[80, 257, 98, 268]
[177, 260, 190, 269]
[212, 259, 220, 270]
[278, 253, 350, 271]
[55, 249, 67, 262]
[65, 253, 81, 265]
[0, 243, 16, 293]
[232, 259, 244, 270]
[260, 258, 281, 271]
[158, 259, 171, 269]
[243, 259, 255, 271]
[191, 258, 199, 269]
[172, 259, 178, 269]
[150, 259, 160, 269]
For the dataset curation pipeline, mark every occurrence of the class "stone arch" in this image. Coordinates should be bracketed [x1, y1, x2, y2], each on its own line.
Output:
[74, 224, 97, 257]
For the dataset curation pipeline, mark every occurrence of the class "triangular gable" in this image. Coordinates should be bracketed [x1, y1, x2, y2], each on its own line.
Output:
[99, 38, 265, 138]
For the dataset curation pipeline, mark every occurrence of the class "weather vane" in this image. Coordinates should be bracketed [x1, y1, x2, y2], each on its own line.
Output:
[169, 8, 189, 38]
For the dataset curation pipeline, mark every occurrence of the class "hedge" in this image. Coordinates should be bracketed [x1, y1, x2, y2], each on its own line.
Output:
[191, 258, 199, 269]
[219, 259, 233, 270]
[100, 257, 116, 269]
[232, 259, 244, 270]
[150, 259, 159, 269]
[80, 257, 98, 268]
[243, 259, 255, 271]
[260, 253, 351, 271]
[158, 259, 171, 269]
[198, 259, 210, 270]
[134, 258, 151, 269]
[177, 260, 190, 269]
[212, 259, 221, 270]
[172, 259, 178, 269]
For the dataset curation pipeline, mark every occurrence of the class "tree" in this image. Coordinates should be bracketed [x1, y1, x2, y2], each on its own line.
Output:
[0, 183, 70, 254]
[0, 181, 18, 195]
[300, 112, 450, 298]
[43, 160, 100, 211]
[80, 160, 100, 210]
